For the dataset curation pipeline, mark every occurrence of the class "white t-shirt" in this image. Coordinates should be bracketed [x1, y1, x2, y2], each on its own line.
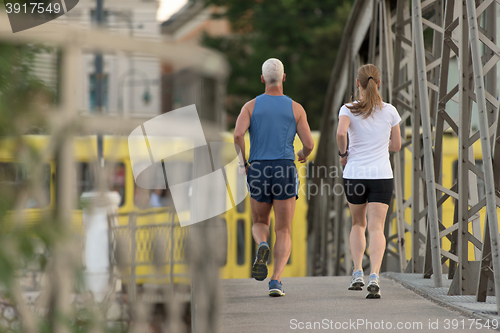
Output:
[339, 102, 401, 179]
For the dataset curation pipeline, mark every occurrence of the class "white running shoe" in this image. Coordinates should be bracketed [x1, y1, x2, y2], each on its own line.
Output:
[348, 269, 365, 291]
[366, 273, 381, 299]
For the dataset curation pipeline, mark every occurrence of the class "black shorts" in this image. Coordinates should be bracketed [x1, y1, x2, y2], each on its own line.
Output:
[343, 178, 393, 205]
[246, 160, 299, 203]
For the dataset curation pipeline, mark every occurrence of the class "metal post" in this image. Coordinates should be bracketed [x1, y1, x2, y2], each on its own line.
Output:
[413, 0, 448, 279]
[94, 0, 104, 167]
[367, 0, 378, 64]
[412, 0, 443, 287]
[494, 114, 500, 190]
[378, 0, 400, 272]
[189, 144, 222, 333]
[380, 0, 393, 102]
[161, 160, 175, 288]
[411, 57, 426, 275]
[427, 0, 443, 124]
[429, 0, 463, 283]
[465, 0, 500, 314]
[391, 0, 413, 273]
[129, 213, 137, 303]
[484, 1, 498, 138]
[449, 0, 480, 296]
[51, 44, 79, 333]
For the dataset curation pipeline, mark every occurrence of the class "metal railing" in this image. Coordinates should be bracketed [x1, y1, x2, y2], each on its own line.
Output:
[112, 210, 190, 293]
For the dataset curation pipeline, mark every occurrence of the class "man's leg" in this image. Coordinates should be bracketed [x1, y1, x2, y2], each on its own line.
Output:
[250, 197, 273, 281]
[366, 202, 389, 275]
[250, 197, 272, 244]
[348, 202, 368, 271]
[270, 197, 295, 282]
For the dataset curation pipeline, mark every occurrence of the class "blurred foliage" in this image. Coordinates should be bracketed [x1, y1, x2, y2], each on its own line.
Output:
[0, 42, 54, 275]
[0, 43, 54, 135]
[0, 42, 53, 331]
[202, 0, 354, 130]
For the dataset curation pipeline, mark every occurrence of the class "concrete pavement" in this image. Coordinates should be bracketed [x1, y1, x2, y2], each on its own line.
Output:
[221, 276, 495, 332]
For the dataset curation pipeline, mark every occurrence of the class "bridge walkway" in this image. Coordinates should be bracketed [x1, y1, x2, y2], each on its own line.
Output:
[220, 275, 496, 332]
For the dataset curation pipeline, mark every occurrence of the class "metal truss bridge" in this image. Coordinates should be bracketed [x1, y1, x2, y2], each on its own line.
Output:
[308, 0, 500, 314]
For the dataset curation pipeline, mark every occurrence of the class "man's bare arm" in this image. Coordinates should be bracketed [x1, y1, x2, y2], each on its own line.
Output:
[295, 102, 314, 162]
[234, 103, 251, 165]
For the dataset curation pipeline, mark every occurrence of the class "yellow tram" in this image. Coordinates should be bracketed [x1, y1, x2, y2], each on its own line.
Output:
[0, 132, 495, 284]
[0, 133, 316, 284]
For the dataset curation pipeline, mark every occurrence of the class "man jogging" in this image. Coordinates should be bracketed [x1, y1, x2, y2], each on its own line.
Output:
[233, 58, 314, 296]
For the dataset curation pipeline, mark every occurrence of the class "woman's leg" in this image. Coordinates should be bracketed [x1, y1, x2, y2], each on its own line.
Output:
[348, 202, 368, 271]
[366, 202, 389, 275]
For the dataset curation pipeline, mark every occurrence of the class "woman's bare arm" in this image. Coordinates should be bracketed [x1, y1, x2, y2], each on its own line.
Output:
[389, 124, 401, 152]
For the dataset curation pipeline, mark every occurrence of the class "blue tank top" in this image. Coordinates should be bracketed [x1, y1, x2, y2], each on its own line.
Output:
[248, 94, 297, 163]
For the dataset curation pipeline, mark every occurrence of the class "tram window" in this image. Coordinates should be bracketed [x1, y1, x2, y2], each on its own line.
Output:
[220, 218, 228, 266]
[236, 166, 246, 213]
[110, 163, 126, 206]
[76, 162, 126, 207]
[452, 159, 486, 201]
[237, 219, 246, 265]
[148, 189, 174, 208]
[76, 163, 94, 201]
[134, 185, 150, 209]
[134, 161, 191, 209]
[0, 162, 51, 208]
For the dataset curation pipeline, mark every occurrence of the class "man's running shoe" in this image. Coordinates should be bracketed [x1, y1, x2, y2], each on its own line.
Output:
[366, 273, 381, 299]
[251, 242, 270, 281]
[269, 280, 285, 297]
[348, 269, 365, 291]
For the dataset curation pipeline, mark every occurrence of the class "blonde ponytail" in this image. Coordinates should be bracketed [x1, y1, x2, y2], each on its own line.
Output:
[346, 64, 383, 118]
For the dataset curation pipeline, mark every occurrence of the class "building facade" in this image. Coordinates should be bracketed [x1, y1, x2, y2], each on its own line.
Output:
[160, 1, 231, 126]
[34, 0, 162, 117]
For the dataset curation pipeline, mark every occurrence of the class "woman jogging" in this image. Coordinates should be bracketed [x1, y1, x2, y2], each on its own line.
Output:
[336, 64, 401, 299]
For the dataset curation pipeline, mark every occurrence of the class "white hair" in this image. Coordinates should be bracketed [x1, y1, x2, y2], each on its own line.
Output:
[262, 58, 284, 86]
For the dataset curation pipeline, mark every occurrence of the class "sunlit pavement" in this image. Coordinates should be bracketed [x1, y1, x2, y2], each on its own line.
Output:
[221, 276, 494, 333]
